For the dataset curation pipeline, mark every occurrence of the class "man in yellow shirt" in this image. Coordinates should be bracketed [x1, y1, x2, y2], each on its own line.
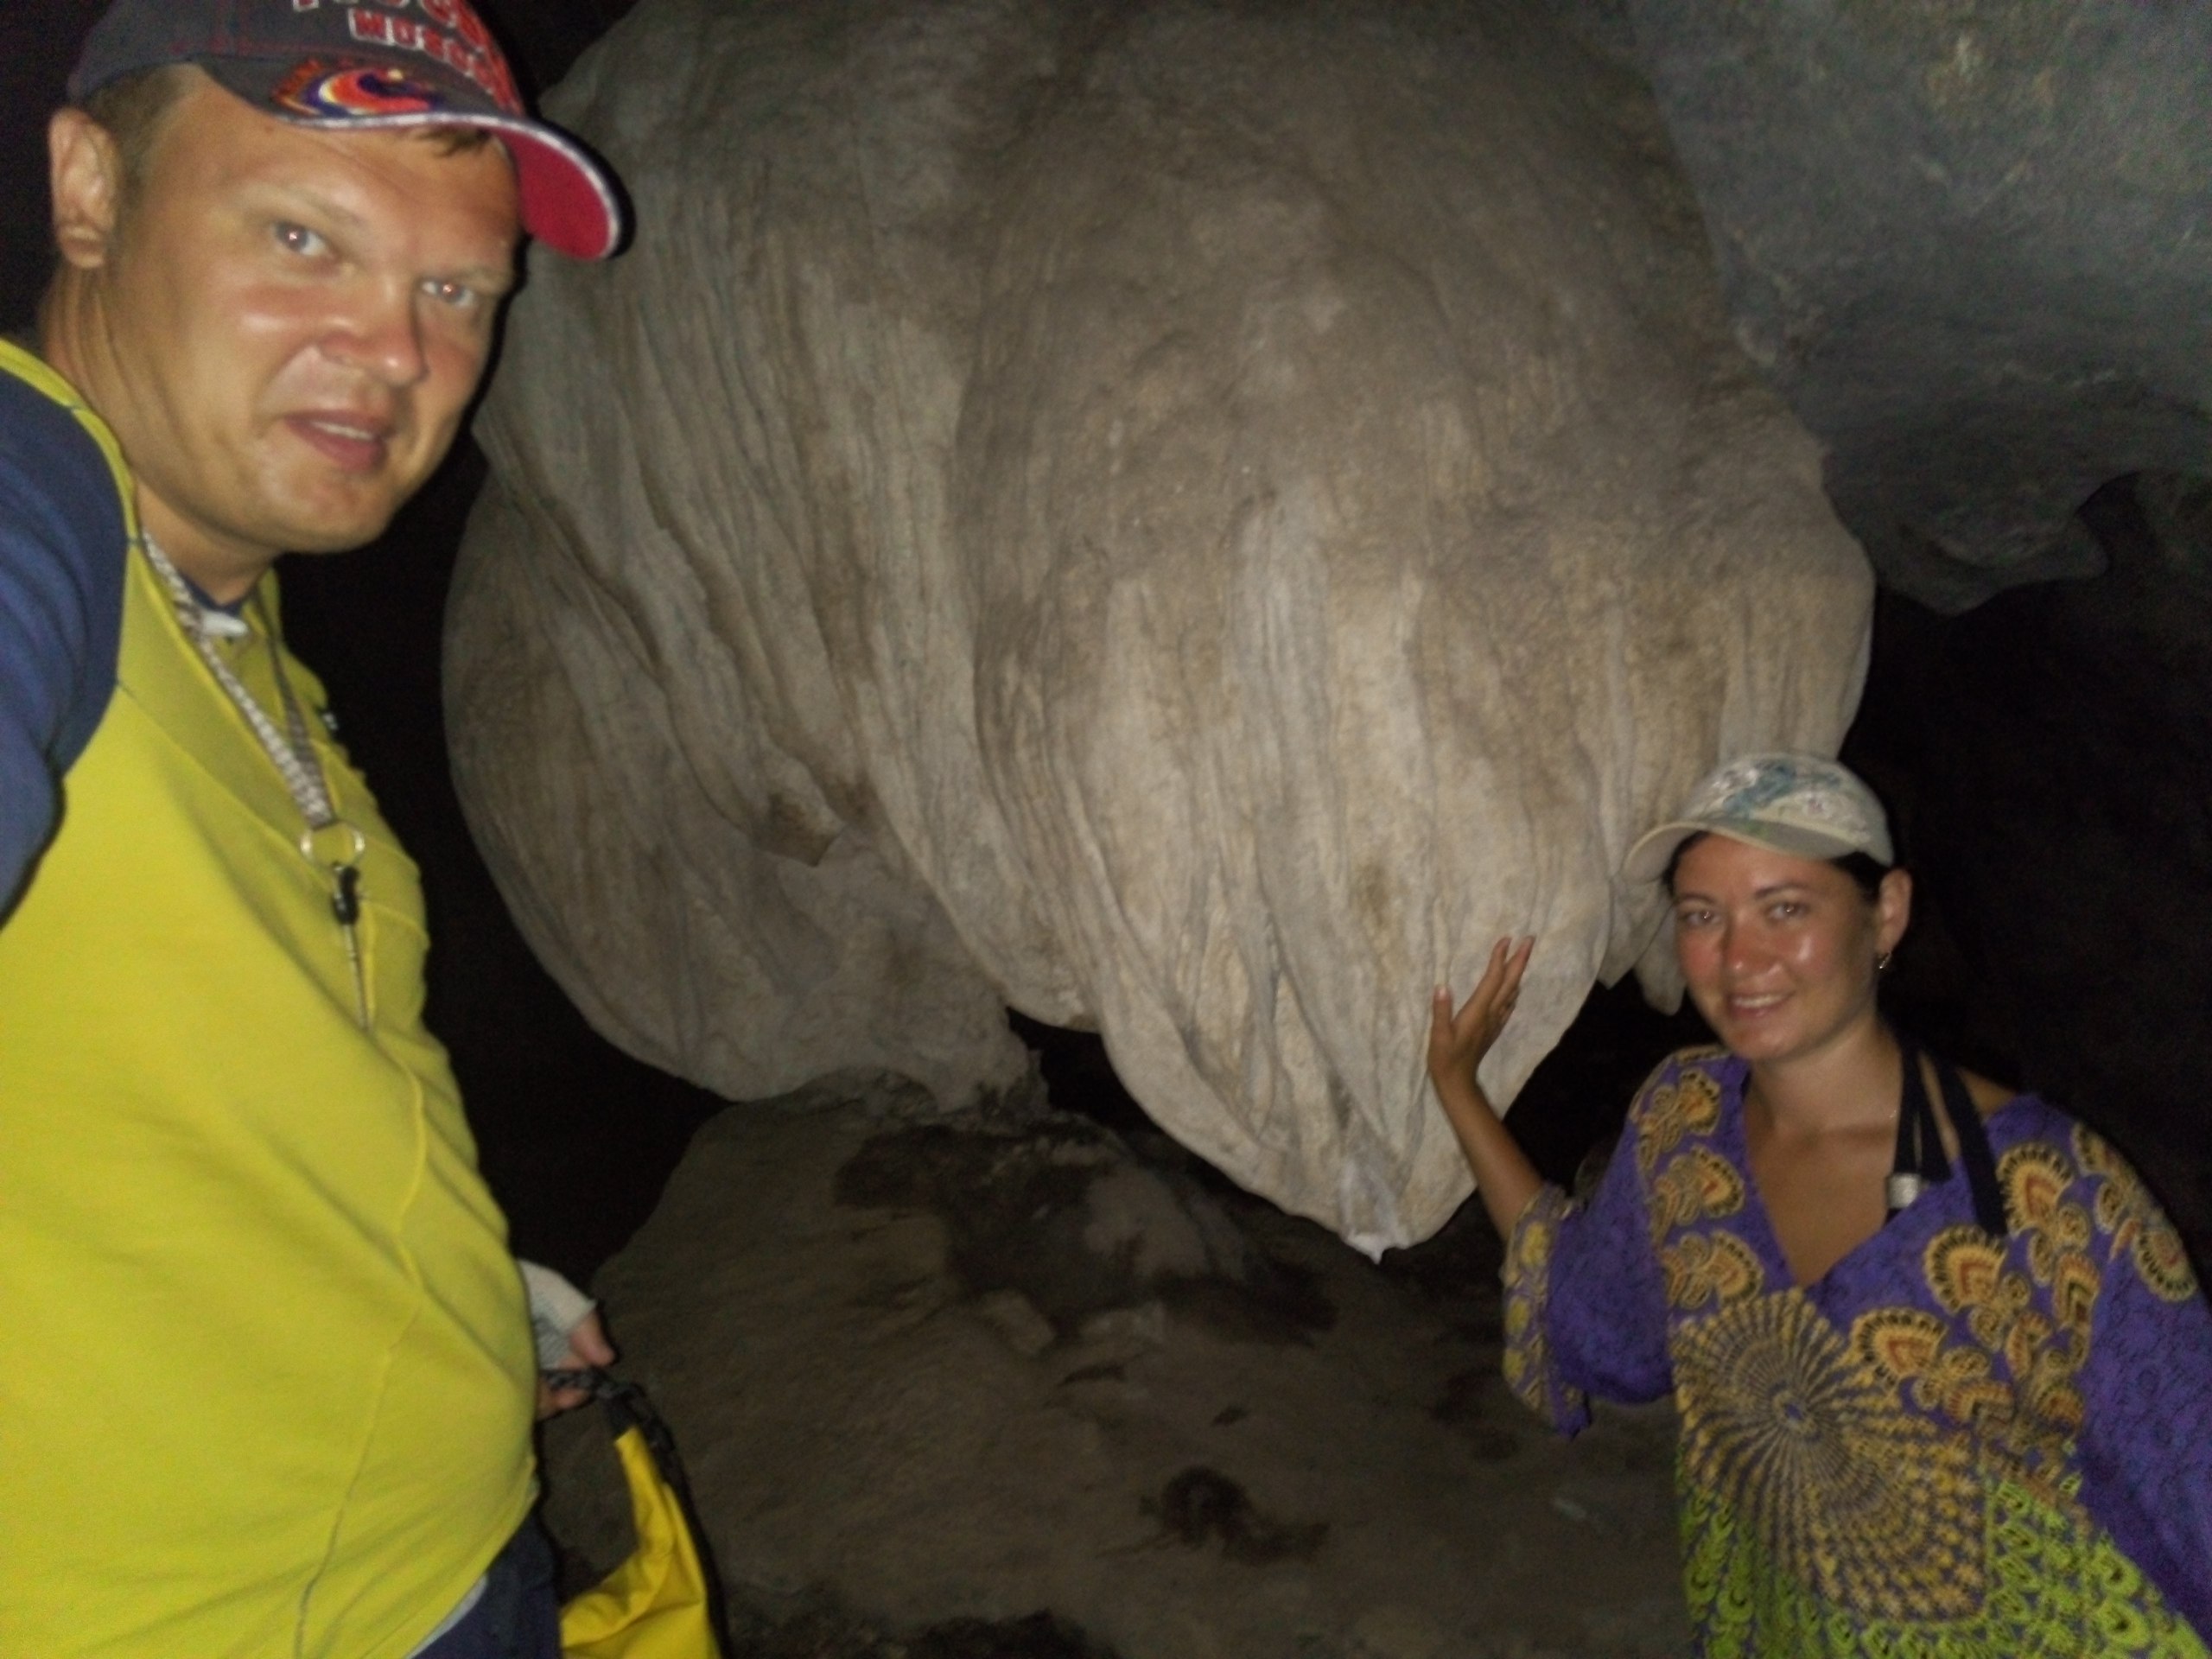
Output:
[0, 2, 622, 1651]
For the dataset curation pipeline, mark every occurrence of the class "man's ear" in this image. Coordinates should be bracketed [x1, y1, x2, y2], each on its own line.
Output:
[48, 108, 124, 272]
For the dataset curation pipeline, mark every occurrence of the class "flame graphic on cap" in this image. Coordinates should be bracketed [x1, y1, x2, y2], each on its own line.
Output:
[278, 67, 448, 120]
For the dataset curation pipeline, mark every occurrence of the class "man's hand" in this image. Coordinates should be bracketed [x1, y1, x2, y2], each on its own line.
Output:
[519, 1259, 617, 1419]
[537, 1308, 617, 1420]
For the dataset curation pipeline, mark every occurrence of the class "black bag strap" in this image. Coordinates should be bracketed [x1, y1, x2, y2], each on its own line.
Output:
[1936, 1054, 2011, 1238]
[1891, 1028, 1952, 1199]
[543, 1367, 735, 1655]
[1892, 1031, 2009, 1237]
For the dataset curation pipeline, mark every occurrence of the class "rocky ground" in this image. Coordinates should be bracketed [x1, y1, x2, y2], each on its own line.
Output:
[540, 1067, 1690, 1659]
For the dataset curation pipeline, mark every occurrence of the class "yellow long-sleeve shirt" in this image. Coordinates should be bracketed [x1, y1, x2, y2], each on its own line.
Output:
[0, 341, 537, 1657]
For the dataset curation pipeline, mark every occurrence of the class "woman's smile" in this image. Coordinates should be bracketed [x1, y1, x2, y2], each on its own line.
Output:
[1669, 836, 1904, 1070]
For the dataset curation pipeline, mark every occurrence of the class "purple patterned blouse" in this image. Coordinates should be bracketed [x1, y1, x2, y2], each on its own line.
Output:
[1503, 1046, 2212, 1655]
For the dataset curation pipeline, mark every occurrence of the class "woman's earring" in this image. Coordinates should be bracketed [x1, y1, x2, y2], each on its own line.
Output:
[1876, 950, 1894, 975]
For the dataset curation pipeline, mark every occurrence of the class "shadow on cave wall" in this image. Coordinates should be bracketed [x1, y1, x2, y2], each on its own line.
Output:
[1847, 474, 2212, 1267]
[276, 443, 731, 1282]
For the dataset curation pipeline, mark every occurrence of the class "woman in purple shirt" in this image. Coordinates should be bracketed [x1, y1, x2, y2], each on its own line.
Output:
[1427, 753, 2211, 1656]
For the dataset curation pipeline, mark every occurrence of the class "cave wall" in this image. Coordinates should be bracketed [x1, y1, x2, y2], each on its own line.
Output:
[1610, 0, 2212, 612]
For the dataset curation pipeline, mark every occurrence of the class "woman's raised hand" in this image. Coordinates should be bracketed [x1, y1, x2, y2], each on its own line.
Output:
[1426, 934, 1541, 1237]
[1427, 935, 1535, 1103]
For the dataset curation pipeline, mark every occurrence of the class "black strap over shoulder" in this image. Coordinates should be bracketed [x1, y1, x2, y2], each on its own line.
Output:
[540, 1366, 734, 1652]
[1893, 1029, 2010, 1237]
[1891, 1028, 1953, 1202]
[1937, 1053, 2011, 1238]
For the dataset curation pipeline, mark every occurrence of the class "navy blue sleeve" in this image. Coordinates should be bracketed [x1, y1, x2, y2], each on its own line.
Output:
[0, 365, 127, 917]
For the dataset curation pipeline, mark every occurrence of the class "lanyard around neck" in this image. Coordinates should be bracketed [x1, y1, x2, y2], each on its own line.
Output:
[137, 533, 371, 1027]
[138, 535, 335, 828]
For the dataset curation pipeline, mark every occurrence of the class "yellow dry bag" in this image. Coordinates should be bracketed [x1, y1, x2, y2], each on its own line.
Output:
[555, 1374, 728, 1659]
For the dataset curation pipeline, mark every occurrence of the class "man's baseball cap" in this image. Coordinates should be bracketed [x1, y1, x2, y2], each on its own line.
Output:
[69, 0, 622, 260]
[1623, 753, 1894, 883]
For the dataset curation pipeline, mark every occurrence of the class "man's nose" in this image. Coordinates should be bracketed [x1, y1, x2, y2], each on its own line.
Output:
[323, 281, 429, 386]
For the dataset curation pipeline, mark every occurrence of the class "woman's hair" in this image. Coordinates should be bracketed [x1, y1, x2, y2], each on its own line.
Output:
[1662, 833, 1891, 904]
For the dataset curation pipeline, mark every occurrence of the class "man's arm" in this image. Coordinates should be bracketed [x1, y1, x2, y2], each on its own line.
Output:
[0, 372, 128, 917]
[0, 685, 60, 919]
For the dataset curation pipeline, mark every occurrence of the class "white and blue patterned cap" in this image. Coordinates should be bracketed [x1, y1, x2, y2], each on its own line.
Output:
[1623, 753, 1893, 883]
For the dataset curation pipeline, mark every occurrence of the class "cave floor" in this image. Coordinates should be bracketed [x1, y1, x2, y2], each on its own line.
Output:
[541, 1075, 1688, 1659]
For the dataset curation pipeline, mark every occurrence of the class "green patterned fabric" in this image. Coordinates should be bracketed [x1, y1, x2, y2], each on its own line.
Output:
[1681, 1478, 2209, 1657]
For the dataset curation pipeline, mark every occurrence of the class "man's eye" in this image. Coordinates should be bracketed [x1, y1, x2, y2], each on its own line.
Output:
[274, 222, 330, 257]
[423, 278, 480, 309]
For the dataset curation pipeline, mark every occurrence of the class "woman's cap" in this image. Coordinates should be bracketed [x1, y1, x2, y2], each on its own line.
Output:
[69, 0, 623, 261]
[1623, 753, 1893, 883]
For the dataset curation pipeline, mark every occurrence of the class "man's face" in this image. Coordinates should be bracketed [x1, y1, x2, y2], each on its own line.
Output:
[50, 73, 520, 593]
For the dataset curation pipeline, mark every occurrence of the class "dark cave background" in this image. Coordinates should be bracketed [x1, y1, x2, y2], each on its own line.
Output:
[5, 1, 2206, 1282]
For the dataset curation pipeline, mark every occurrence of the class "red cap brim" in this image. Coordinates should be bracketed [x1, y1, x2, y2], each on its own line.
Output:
[477, 118, 624, 262]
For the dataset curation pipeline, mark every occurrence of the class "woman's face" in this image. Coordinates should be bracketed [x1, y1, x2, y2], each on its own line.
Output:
[1669, 835, 1910, 1069]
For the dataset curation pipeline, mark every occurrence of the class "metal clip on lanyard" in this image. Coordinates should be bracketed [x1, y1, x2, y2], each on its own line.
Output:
[302, 818, 372, 1029]
[139, 535, 372, 1029]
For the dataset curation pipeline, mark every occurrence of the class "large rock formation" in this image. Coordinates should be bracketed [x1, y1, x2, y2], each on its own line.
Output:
[448, 0, 1872, 1250]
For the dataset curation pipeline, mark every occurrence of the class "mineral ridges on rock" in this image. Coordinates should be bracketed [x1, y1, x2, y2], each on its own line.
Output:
[448, 0, 1872, 1249]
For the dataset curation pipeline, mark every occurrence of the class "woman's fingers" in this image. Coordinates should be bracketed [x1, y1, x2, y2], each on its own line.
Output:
[1497, 935, 1534, 1017]
[1427, 985, 1458, 1055]
[1471, 937, 1533, 1019]
[1431, 935, 1537, 1069]
[1471, 935, 1511, 999]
